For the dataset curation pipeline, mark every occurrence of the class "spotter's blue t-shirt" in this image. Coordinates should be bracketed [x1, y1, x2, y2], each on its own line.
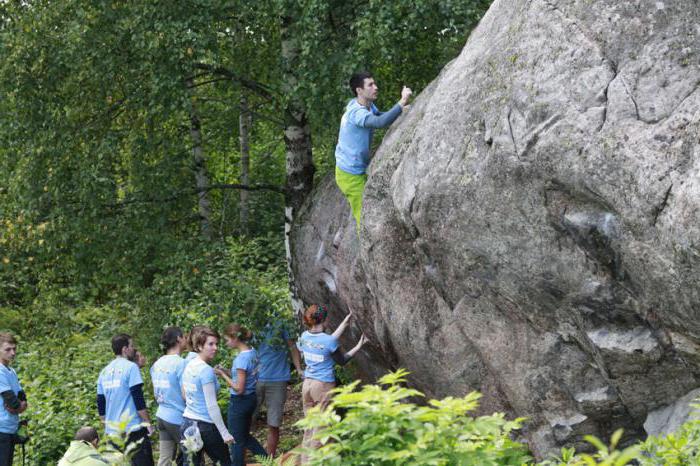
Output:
[297, 331, 339, 383]
[0, 364, 22, 434]
[257, 324, 292, 383]
[185, 352, 198, 362]
[97, 358, 143, 434]
[182, 358, 219, 423]
[150, 354, 187, 425]
[230, 349, 258, 396]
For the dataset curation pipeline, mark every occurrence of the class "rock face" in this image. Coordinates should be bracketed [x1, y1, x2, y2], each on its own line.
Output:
[291, 0, 700, 456]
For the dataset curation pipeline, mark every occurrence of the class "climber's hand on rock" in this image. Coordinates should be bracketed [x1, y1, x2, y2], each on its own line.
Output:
[400, 86, 413, 107]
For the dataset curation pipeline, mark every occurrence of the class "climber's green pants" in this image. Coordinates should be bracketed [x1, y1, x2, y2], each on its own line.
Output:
[335, 166, 367, 229]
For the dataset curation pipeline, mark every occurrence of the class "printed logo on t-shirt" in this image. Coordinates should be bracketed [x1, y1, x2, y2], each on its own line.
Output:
[183, 382, 196, 393]
[299, 338, 327, 351]
[303, 352, 325, 363]
[153, 380, 171, 389]
[102, 380, 122, 390]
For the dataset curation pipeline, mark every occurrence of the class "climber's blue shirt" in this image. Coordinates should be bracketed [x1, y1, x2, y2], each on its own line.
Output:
[297, 331, 339, 383]
[335, 99, 403, 175]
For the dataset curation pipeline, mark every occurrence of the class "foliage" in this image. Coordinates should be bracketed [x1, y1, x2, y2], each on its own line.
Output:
[295, 369, 531, 465]
[540, 431, 641, 466]
[0, 0, 491, 308]
[14, 335, 111, 463]
[638, 404, 700, 465]
[5, 234, 291, 465]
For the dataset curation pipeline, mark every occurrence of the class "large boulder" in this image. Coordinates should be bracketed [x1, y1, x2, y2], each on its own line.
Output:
[291, 0, 700, 456]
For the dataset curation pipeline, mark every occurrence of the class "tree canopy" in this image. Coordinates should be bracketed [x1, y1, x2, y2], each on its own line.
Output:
[0, 2, 491, 462]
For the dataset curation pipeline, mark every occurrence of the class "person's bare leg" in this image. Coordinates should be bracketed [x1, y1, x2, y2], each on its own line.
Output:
[267, 426, 280, 458]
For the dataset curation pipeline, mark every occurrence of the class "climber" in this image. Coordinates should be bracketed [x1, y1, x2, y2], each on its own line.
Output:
[297, 304, 368, 459]
[335, 71, 412, 230]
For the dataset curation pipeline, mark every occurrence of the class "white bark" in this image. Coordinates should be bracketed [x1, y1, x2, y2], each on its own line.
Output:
[186, 78, 212, 240]
[281, 11, 315, 316]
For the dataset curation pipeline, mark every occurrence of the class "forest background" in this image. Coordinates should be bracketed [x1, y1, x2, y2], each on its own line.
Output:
[0, 0, 491, 463]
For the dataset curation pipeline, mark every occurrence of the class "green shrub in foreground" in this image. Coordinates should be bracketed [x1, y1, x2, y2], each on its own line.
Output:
[295, 369, 531, 466]
[638, 405, 700, 465]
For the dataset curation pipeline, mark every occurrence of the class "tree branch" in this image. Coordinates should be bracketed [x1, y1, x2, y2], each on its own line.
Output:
[197, 97, 285, 127]
[193, 63, 277, 100]
[186, 77, 232, 89]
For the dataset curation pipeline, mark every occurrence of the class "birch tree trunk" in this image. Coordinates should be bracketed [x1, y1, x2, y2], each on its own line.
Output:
[281, 11, 315, 315]
[186, 77, 213, 240]
[239, 94, 251, 236]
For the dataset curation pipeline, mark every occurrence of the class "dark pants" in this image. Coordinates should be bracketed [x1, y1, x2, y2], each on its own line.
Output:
[0, 432, 15, 466]
[180, 419, 231, 466]
[227, 393, 266, 466]
[127, 427, 154, 466]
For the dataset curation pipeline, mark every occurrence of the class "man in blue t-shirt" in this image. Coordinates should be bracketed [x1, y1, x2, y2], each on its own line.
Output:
[335, 71, 412, 230]
[0, 332, 27, 466]
[97, 334, 154, 466]
[253, 321, 302, 457]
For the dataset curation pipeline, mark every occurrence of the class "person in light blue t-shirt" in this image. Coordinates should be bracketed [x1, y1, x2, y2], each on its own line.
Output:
[252, 321, 303, 457]
[181, 326, 233, 466]
[0, 332, 27, 466]
[297, 304, 367, 459]
[97, 333, 154, 466]
[335, 71, 413, 229]
[150, 327, 187, 466]
[215, 324, 267, 466]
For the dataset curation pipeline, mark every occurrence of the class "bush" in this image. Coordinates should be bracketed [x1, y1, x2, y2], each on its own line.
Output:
[639, 406, 700, 465]
[295, 369, 700, 466]
[15, 335, 111, 463]
[295, 369, 531, 465]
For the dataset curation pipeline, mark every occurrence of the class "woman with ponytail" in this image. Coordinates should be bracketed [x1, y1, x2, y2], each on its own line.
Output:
[215, 324, 267, 465]
[297, 304, 367, 454]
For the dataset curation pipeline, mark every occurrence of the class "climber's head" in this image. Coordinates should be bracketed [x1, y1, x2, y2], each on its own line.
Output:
[350, 71, 378, 101]
[304, 304, 329, 328]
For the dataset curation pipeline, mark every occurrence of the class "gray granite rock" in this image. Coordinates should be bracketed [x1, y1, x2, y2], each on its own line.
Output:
[291, 0, 700, 457]
[644, 388, 700, 437]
